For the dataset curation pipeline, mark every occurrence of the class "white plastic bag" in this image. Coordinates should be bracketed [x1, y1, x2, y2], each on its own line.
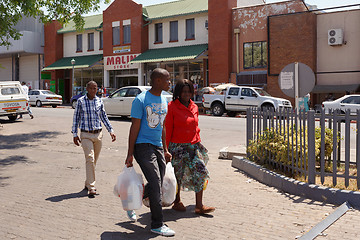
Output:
[161, 162, 177, 207]
[113, 167, 144, 211]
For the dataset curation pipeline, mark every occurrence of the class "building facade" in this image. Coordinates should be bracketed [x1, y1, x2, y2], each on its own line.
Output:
[267, 6, 360, 106]
[0, 16, 44, 89]
[43, 14, 104, 103]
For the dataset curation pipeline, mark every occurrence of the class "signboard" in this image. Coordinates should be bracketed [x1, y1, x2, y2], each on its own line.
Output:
[278, 62, 315, 98]
[104, 54, 140, 71]
[280, 72, 294, 89]
[113, 45, 131, 53]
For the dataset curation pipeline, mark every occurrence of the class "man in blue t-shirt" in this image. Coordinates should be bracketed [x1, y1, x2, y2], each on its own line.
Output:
[125, 68, 175, 237]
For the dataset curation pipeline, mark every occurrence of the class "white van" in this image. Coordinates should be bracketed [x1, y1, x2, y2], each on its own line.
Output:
[0, 81, 29, 121]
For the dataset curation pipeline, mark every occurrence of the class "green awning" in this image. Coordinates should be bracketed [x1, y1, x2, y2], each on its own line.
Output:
[129, 44, 208, 64]
[42, 54, 103, 71]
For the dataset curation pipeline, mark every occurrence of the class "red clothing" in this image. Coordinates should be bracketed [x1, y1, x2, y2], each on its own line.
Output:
[165, 99, 201, 146]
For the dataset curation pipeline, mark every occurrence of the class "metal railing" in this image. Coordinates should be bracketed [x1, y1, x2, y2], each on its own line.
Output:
[246, 108, 360, 190]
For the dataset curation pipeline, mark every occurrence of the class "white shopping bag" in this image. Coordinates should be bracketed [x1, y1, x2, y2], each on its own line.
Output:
[114, 167, 144, 211]
[161, 162, 177, 207]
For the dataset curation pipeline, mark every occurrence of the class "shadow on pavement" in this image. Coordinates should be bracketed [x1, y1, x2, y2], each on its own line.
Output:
[0, 155, 30, 167]
[102, 222, 156, 240]
[0, 118, 22, 125]
[0, 131, 62, 150]
[45, 188, 89, 202]
[0, 155, 32, 187]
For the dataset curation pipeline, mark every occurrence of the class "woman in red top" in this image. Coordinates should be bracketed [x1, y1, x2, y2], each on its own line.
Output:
[165, 79, 215, 215]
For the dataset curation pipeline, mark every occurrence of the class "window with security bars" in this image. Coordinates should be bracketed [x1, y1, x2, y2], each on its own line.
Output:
[88, 33, 94, 51]
[155, 23, 163, 43]
[123, 25, 131, 44]
[76, 34, 82, 52]
[186, 18, 195, 40]
[99, 31, 103, 49]
[112, 26, 120, 45]
[243, 41, 267, 69]
[170, 21, 178, 41]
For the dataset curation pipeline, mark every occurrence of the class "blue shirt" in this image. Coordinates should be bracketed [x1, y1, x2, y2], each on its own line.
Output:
[131, 91, 168, 147]
[72, 95, 114, 137]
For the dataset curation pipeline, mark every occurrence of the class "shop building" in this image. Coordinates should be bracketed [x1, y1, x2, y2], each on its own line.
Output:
[102, 0, 148, 89]
[0, 16, 44, 89]
[267, 6, 360, 107]
[43, 14, 104, 103]
[128, 0, 209, 101]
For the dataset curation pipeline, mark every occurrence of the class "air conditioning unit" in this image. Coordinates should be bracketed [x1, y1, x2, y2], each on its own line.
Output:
[328, 29, 343, 46]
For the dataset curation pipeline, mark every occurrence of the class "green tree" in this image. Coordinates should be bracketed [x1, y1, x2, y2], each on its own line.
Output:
[0, 0, 110, 48]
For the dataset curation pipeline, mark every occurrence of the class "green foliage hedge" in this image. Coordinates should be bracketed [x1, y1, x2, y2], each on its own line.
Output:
[247, 126, 334, 168]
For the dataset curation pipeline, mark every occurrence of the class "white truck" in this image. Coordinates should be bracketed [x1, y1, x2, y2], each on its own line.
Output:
[0, 81, 29, 121]
[202, 86, 292, 116]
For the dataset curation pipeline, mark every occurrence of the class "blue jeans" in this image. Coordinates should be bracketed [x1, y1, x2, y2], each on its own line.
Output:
[134, 143, 166, 229]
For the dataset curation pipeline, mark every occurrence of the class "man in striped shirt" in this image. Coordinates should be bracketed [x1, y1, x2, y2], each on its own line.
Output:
[72, 81, 116, 197]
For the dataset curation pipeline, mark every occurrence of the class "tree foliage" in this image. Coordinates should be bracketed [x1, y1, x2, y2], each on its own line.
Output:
[0, 0, 110, 47]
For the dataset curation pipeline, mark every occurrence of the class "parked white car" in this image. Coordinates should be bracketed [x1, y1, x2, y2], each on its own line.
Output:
[202, 85, 292, 116]
[103, 86, 172, 117]
[0, 81, 28, 121]
[322, 94, 360, 115]
[29, 90, 63, 108]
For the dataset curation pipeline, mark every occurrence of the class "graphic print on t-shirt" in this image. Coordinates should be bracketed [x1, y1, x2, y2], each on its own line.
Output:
[146, 103, 167, 129]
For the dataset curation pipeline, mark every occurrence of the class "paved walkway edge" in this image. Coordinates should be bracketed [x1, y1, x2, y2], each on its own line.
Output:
[232, 156, 360, 209]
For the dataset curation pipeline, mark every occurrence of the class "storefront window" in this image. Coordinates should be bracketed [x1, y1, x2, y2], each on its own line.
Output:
[145, 60, 206, 101]
[73, 67, 103, 94]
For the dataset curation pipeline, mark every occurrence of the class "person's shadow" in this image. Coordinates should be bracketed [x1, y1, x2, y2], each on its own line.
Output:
[100, 206, 213, 239]
[45, 188, 89, 202]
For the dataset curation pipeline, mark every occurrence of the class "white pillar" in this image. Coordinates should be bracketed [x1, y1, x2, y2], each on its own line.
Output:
[104, 70, 109, 87]
[138, 64, 144, 86]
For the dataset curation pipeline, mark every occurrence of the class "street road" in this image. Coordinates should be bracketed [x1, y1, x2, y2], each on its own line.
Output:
[1, 106, 359, 240]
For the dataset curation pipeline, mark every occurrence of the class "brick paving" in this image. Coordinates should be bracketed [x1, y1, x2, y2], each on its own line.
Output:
[0, 108, 359, 239]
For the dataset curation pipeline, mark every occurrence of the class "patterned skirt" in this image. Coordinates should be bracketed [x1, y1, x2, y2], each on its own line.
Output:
[168, 142, 209, 193]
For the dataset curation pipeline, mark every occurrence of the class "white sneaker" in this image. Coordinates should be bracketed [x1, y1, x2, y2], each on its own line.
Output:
[151, 224, 175, 236]
[126, 210, 136, 222]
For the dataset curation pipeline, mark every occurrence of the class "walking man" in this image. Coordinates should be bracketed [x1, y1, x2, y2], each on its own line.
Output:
[19, 82, 34, 119]
[125, 68, 175, 236]
[72, 81, 116, 197]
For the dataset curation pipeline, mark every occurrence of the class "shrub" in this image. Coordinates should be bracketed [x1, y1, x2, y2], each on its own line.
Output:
[247, 125, 334, 170]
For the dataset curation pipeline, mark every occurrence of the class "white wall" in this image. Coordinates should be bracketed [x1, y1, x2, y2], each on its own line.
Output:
[149, 12, 208, 49]
[19, 55, 41, 88]
[317, 10, 360, 85]
[63, 29, 103, 57]
[0, 58, 12, 81]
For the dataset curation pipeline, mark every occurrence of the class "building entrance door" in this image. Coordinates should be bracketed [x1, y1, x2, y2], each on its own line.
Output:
[115, 76, 138, 88]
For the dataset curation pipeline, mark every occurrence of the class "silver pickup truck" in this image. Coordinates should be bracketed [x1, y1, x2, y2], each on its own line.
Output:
[202, 86, 292, 116]
[0, 81, 28, 121]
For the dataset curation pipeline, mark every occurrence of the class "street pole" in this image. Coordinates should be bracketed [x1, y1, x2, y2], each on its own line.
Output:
[71, 59, 75, 96]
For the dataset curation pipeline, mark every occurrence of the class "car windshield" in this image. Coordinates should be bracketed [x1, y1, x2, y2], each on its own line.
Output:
[42, 90, 56, 95]
[254, 89, 271, 96]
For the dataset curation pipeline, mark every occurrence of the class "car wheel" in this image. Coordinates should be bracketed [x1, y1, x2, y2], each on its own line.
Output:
[52, 105, 57, 108]
[261, 104, 275, 112]
[8, 115, 17, 121]
[227, 111, 237, 117]
[36, 100, 42, 107]
[71, 100, 77, 109]
[211, 103, 224, 116]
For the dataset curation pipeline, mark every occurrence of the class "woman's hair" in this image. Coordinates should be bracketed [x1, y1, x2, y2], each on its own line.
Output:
[173, 79, 194, 101]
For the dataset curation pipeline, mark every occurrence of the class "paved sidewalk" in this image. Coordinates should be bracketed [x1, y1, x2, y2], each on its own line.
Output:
[0, 113, 360, 239]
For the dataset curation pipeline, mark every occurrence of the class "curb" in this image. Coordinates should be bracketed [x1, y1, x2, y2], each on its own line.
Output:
[219, 146, 246, 159]
[232, 156, 360, 209]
